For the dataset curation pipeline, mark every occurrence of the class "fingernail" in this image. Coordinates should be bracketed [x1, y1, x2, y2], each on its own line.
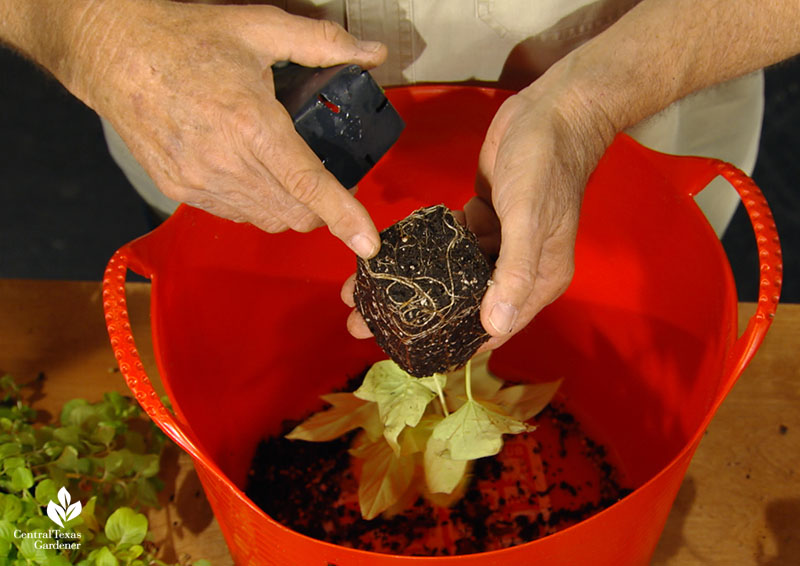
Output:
[357, 40, 383, 53]
[350, 233, 378, 259]
[489, 302, 518, 334]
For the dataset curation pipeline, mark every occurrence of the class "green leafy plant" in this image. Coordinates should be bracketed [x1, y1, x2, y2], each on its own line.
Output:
[0, 373, 210, 566]
[287, 352, 561, 519]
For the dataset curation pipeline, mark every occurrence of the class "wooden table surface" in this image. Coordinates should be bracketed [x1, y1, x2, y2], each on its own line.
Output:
[0, 279, 797, 565]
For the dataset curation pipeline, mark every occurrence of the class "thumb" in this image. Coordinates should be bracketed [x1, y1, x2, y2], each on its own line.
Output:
[481, 204, 541, 337]
[244, 8, 387, 69]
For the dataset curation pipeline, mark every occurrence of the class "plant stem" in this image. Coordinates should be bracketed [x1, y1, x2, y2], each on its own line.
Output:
[465, 360, 474, 403]
[433, 375, 449, 417]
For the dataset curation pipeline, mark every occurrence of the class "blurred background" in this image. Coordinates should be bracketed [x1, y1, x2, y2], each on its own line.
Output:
[1, 47, 798, 302]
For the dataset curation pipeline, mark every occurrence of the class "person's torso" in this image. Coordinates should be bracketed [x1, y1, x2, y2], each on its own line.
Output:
[269, 0, 640, 87]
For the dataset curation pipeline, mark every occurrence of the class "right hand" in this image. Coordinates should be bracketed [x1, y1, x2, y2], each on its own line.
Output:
[67, 0, 387, 258]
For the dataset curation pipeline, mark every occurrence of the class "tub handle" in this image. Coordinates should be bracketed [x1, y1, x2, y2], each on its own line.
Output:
[631, 138, 782, 396]
[709, 159, 783, 399]
[102, 249, 205, 461]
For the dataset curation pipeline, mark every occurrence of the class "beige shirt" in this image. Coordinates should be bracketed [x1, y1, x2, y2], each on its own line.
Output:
[106, 0, 764, 234]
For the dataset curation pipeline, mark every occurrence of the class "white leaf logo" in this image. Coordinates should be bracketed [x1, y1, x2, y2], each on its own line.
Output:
[47, 487, 82, 528]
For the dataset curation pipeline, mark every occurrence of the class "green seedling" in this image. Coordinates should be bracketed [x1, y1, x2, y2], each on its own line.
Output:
[287, 353, 561, 520]
[0, 373, 210, 566]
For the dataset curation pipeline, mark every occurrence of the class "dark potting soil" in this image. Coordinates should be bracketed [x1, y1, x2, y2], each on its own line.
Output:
[245, 404, 632, 556]
[354, 205, 491, 377]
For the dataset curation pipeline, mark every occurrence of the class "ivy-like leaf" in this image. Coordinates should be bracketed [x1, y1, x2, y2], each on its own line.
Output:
[116, 543, 144, 562]
[286, 393, 382, 442]
[91, 423, 118, 447]
[0, 442, 21, 459]
[490, 379, 563, 422]
[0, 518, 13, 542]
[9, 466, 34, 491]
[354, 360, 444, 454]
[0, 493, 22, 522]
[105, 507, 148, 547]
[131, 453, 160, 478]
[60, 398, 92, 427]
[105, 391, 137, 419]
[3, 456, 25, 472]
[93, 546, 120, 566]
[0, 374, 207, 566]
[55, 445, 89, 474]
[81, 495, 100, 532]
[352, 437, 415, 520]
[19, 534, 50, 562]
[423, 435, 470, 495]
[34, 478, 59, 506]
[53, 426, 81, 448]
[398, 415, 441, 456]
[431, 399, 533, 461]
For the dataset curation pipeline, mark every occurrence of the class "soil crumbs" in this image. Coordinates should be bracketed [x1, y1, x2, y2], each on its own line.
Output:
[245, 404, 631, 556]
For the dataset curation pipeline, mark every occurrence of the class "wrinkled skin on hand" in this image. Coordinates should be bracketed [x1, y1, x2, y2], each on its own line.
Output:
[74, 1, 386, 256]
[343, 64, 615, 348]
[467, 81, 611, 350]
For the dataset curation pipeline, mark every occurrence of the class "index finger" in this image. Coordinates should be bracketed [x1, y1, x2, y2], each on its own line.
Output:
[260, 100, 381, 259]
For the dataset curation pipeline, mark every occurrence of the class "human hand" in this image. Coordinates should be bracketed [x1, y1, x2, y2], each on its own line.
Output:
[342, 64, 617, 346]
[468, 76, 617, 349]
[70, 0, 387, 257]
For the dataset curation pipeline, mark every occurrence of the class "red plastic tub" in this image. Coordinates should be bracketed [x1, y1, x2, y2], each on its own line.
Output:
[103, 86, 781, 565]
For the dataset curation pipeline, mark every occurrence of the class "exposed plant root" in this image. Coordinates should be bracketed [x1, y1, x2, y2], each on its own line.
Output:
[354, 205, 490, 376]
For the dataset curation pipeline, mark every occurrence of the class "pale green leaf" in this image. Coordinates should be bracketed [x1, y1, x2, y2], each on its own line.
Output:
[423, 435, 469, 494]
[398, 415, 441, 456]
[0, 519, 13, 541]
[19, 535, 50, 562]
[60, 399, 92, 427]
[490, 379, 563, 422]
[354, 360, 442, 454]
[103, 450, 130, 477]
[104, 391, 134, 418]
[55, 445, 91, 475]
[115, 544, 144, 561]
[0, 443, 20, 459]
[431, 399, 533, 460]
[286, 393, 381, 442]
[443, 351, 504, 409]
[0, 494, 23, 522]
[46, 555, 73, 566]
[42, 440, 63, 458]
[93, 546, 119, 566]
[90, 424, 117, 447]
[104, 508, 148, 546]
[34, 479, 59, 506]
[2, 457, 25, 472]
[81, 496, 100, 532]
[53, 426, 81, 448]
[355, 438, 415, 520]
[131, 454, 159, 478]
[9, 467, 34, 491]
